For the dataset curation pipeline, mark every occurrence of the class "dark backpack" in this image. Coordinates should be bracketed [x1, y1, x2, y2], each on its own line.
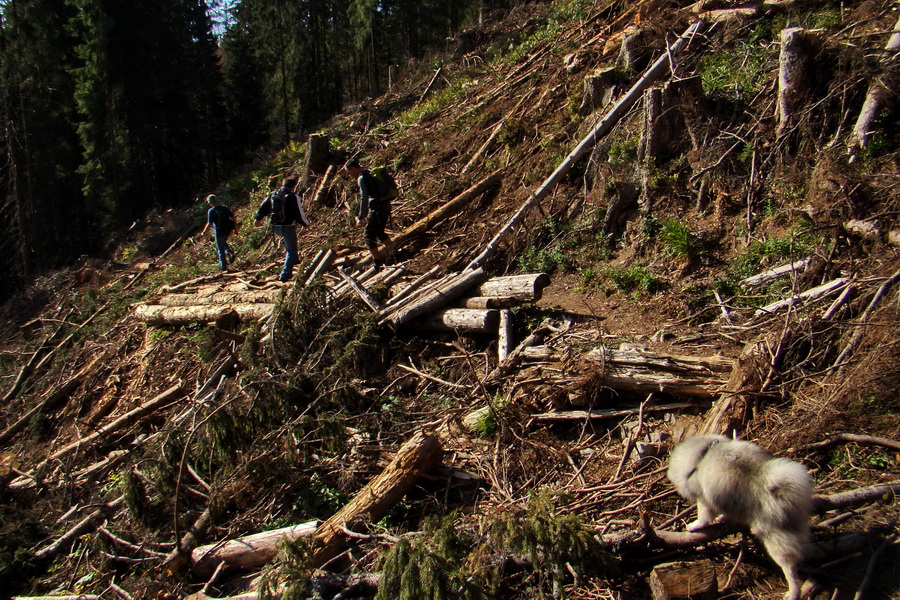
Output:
[216, 205, 236, 234]
[269, 188, 288, 224]
[368, 166, 400, 202]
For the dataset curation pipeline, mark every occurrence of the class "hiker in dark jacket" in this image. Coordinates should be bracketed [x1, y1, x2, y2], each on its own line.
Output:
[253, 177, 309, 282]
[199, 194, 238, 272]
[345, 159, 393, 268]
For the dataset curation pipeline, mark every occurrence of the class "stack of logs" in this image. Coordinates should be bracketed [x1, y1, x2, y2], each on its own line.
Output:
[132, 259, 551, 341]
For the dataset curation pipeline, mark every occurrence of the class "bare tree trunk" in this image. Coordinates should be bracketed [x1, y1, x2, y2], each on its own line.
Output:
[848, 14, 900, 156]
[776, 27, 815, 137]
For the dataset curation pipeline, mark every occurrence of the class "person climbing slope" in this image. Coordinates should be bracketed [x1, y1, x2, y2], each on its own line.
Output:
[199, 194, 238, 272]
[253, 177, 310, 282]
[344, 159, 396, 269]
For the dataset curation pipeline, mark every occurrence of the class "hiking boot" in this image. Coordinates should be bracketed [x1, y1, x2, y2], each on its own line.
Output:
[372, 259, 383, 272]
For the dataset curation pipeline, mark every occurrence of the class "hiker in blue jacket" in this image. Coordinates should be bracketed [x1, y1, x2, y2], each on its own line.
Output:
[199, 194, 238, 272]
[253, 177, 309, 282]
[345, 159, 393, 269]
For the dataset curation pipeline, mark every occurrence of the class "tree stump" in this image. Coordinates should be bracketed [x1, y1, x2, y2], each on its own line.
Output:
[305, 133, 331, 178]
[649, 560, 717, 600]
[776, 28, 816, 137]
[617, 26, 648, 72]
[579, 68, 620, 115]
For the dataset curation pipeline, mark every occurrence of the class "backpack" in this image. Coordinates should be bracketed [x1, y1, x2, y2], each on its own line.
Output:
[216, 205, 236, 234]
[269, 188, 288, 224]
[368, 166, 400, 202]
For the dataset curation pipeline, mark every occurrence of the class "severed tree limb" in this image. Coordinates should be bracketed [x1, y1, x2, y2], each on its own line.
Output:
[812, 481, 900, 513]
[34, 495, 125, 562]
[338, 267, 383, 311]
[831, 269, 900, 375]
[483, 318, 554, 384]
[189, 521, 319, 578]
[0, 348, 112, 447]
[796, 433, 900, 454]
[49, 383, 185, 461]
[385, 266, 441, 307]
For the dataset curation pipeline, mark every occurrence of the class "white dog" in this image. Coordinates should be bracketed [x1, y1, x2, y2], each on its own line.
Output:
[667, 435, 813, 600]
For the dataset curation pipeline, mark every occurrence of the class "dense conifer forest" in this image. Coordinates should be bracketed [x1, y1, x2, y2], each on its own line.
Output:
[0, 0, 488, 298]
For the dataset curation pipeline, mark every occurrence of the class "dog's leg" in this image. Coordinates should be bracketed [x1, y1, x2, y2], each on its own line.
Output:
[687, 499, 717, 531]
[761, 531, 804, 600]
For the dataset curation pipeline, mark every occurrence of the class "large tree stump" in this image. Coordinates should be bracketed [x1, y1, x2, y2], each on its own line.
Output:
[311, 431, 443, 567]
[776, 28, 816, 136]
[579, 68, 621, 115]
[848, 14, 900, 156]
[650, 560, 718, 600]
[305, 133, 331, 177]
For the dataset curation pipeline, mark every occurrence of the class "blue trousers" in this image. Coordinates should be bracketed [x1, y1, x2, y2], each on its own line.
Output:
[214, 228, 232, 271]
[273, 224, 298, 281]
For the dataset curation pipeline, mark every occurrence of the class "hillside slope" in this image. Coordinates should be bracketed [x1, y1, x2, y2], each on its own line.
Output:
[2, 1, 900, 599]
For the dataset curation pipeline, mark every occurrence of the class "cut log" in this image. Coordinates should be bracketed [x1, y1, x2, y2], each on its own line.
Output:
[305, 133, 330, 176]
[739, 257, 811, 289]
[50, 383, 185, 461]
[190, 521, 319, 578]
[164, 508, 214, 574]
[458, 296, 520, 309]
[462, 120, 506, 173]
[392, 171, 503, 249]
[154, 290, 281, 307]
[475, 273, 551, 301]
[754, 277, 848, 316]
[699, 344, 764, 435]
[533, 403, 693, 422]
[311, 431, 443, 567]
[650, 560, 717, 600]
[133, 303, 275, 326]
[776, 27, 815, 136]
[408, 308, 499, 333]
[379, 268, 486, 329]
[467, 21, 704, 270]
[498, 309, 513, 363]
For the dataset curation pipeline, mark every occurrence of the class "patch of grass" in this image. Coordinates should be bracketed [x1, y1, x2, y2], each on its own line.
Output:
[698, 46, 773, 96]
[400, 77, 474, 125]
[517, 246, 570, 273]
[602, 264, 662, 294]
[659, 219, 701, 259]
[729, 233, 812, 281]
[606, 133, 640, 169]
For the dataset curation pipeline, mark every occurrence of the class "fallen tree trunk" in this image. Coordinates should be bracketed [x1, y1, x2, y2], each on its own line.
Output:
[305, 249, 336, 286]
[466, 20, 704, 270]
[475, 273, 551, 301]
[338, 267, 383, 311]
[154, 290, 281, 307]
[392, 171, 503, 249]
[311, 431, 443, 568]
[190, 521, 319, 578]
[408, 308, 499, 333]
[498, 309, 513, 362]
[133, 303, 275, 326]
[523, 345, 735, 399]
[533, 403, 694, 422]
[386, 266, 441, 307]
[50, 383, 186, 461]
